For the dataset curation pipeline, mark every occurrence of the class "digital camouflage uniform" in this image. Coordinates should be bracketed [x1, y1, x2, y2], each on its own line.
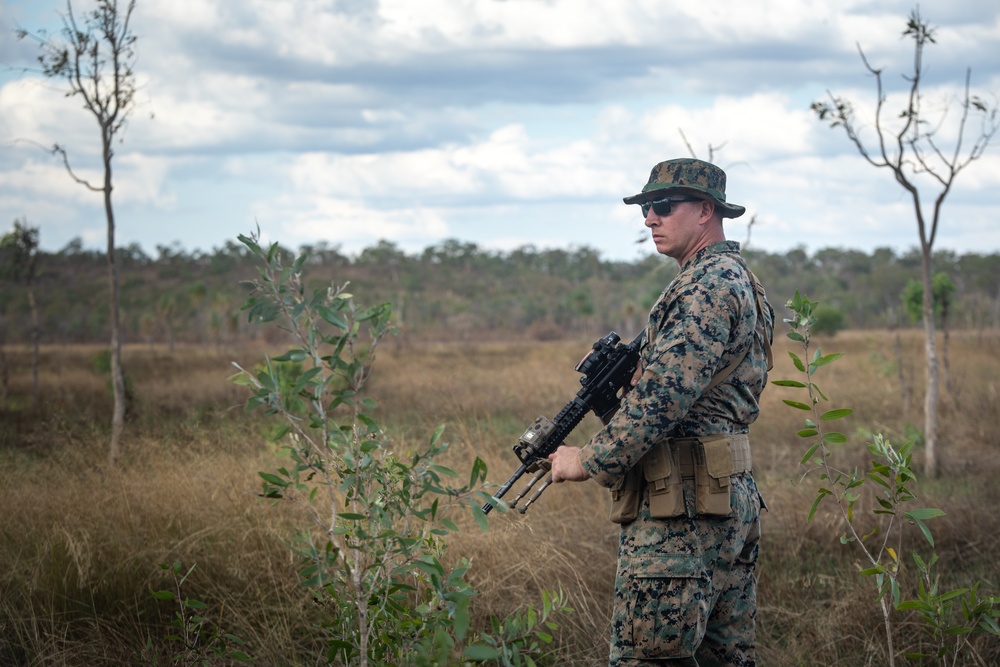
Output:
[579, 160, 774, 666]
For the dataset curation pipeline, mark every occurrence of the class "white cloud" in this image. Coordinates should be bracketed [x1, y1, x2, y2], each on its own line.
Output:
[0, 78, 102, 157]
[2, 0, 998, 260]
[114, 153, 176, 208]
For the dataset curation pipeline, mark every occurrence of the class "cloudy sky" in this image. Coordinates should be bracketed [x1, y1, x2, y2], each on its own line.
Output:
[1, 0, 998, 262]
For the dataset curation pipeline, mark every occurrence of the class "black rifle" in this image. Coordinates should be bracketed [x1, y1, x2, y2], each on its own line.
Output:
[482, 330, 643, 515]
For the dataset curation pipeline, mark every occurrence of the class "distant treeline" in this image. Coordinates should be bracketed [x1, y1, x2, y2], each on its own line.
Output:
[2, 237, 999, 347]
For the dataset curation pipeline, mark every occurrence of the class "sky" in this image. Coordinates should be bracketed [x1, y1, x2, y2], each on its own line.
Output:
[1, 0, 998, 263]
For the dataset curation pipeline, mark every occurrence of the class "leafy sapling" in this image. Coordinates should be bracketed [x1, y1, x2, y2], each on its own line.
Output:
[230, 230, 570, 666]
[774, 291, 979, 667]
[146, 561, 253, 665]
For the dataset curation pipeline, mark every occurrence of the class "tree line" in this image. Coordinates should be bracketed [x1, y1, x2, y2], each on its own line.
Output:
[2, 234, 999, 349]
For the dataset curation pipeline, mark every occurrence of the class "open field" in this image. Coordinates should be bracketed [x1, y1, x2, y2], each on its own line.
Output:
[0, 330, 998, 665]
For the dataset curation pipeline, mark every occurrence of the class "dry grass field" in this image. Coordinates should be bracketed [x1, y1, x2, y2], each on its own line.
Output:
[0, 329, 998, 665]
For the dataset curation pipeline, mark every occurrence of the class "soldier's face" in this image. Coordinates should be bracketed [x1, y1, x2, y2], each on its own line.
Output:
[643, 199, 705, 261]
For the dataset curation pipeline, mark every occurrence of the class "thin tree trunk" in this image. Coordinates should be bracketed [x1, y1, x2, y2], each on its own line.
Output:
[890, 309, 911, 420]
[941, 303, 953, 399]
[881, 595, 896, 667]
[0, 325, 7, 404]
[921, 249, 939, 478]
[104, 131, 126, 466]
[27, 283, 39, 403]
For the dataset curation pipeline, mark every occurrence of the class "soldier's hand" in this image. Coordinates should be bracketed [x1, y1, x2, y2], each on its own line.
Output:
[631, 361, 643, 387]
[548, 445, 589, 483]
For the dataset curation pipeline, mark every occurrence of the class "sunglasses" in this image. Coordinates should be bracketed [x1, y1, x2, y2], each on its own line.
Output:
[640, 196, 702, 218]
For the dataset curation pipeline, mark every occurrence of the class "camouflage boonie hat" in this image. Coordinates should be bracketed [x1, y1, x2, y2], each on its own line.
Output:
[623, 158, 746, 219]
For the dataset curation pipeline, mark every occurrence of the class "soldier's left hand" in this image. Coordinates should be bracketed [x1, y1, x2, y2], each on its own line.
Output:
[548, 445, 589, 483]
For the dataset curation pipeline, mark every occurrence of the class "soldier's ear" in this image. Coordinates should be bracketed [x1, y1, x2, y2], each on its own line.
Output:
[698, 199, 717, 223]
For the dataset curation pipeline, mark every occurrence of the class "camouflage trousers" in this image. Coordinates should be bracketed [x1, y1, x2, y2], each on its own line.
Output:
[608, 473, 762, 667]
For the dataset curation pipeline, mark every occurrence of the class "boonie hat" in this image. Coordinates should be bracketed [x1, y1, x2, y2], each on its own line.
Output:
[623, 158, 746, 218]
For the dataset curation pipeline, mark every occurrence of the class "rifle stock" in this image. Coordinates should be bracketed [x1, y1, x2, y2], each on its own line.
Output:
[482, 330, 643, 515]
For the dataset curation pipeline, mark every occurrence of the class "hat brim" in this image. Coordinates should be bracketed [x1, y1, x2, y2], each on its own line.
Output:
[623, 185, 745, 219]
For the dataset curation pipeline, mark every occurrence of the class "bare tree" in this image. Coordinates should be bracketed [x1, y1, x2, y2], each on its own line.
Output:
[812, 8, 999, 477]
[17, 0, 138, 464]
[0, 220, 41, 403]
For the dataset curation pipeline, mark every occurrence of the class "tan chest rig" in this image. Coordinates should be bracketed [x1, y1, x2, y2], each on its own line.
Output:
[608, 269, 771, 525]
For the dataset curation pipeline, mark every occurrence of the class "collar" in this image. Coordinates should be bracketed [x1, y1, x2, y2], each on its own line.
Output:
[682, 240, 740, 269]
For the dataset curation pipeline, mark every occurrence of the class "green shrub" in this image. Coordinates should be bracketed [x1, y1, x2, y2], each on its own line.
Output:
[776, 291, 999, 666]
[229, 231, 570, 666]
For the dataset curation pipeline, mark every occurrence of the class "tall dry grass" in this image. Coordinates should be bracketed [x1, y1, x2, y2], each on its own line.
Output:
[0, 331, 998, 665]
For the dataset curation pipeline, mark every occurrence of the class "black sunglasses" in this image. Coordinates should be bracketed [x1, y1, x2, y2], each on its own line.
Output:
[640, 196, 702, 218]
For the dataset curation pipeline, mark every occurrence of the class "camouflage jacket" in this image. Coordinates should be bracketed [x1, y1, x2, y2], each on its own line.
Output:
[579, 241, 774, 488]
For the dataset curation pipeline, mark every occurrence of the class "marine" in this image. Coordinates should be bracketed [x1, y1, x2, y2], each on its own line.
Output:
[548, 158, 774, 666]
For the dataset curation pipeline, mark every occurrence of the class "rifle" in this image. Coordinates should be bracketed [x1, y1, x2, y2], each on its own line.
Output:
[482, 330, 643, 515]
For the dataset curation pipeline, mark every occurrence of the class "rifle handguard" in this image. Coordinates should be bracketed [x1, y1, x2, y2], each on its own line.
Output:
[482, 330, 642, 515]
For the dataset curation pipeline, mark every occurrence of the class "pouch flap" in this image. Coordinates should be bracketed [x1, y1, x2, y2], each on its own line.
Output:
[702, 435, 735, 479]
[611, 465, 641, 494]
[642, 444, 673, 483]
[611, 471, 625, 491]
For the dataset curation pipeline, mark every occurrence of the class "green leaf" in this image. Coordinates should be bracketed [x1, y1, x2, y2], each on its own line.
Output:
[469, 456, 488, 487]
[269, 423, 291, 442]
[150, 589, 175, 601]
[316, 306, 348, 330]
[905, 509, 944, 548]
[463, 644, 501, 660]
[358, 303, 391, 322]
[258, 472, 288, 487]
[823, 432, 847, 444]
[820, 408, 853, 421]
[783, 400, 813, 411]
[896, 600, 926, 612]
[772, 379, 807, 388]
[937, 588, 969, 604]
[428, 464, 458, 478]
[273, 348, 307, 362]
[904, 508, 946, 521]
[909, 517, 936, 547]
[800, 442, 821, 464]
[812, 352, 844, 368]
[796, 428, 819, 438]
[807, 494, 824, 522]
[788, 352, 806, 373]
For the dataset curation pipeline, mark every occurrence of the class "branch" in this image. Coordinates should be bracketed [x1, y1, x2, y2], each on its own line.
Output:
[56, 0, 137, 142]
[678, 128, 697, 159]
[51, 144, 102, 192]
[818, 89, 881, 168]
